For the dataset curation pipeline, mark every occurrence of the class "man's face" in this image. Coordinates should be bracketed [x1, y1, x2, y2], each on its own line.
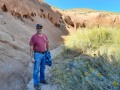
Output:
[36, 27, 42, 34]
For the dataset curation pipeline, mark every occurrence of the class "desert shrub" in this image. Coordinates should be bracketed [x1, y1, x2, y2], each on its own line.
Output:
[51, 27, 120, 90]
[51, 51, 120, 90]
[64, 27, 120, 62]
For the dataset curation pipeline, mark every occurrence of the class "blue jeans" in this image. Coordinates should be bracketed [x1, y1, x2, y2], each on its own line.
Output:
[33, 52, 46, 86]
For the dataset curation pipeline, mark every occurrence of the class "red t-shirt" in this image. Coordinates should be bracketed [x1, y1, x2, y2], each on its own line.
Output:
[29, 33, 49, 52]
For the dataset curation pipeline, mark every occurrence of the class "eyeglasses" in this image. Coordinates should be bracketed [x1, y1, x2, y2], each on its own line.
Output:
[37, 27, 42, 29]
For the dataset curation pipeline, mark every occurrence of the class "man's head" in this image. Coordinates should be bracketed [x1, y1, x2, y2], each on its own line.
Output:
[36, 24, 43, 34]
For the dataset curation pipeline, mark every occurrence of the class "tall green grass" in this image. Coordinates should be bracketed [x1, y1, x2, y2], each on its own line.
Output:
[64, 27, 120, 62]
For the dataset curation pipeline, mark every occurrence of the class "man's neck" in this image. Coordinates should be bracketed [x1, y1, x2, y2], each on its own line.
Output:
[37, 33, 42, 36]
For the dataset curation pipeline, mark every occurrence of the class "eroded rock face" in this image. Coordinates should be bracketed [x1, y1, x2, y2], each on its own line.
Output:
[1, 0, 120, 32]
[0, 0, 68, 33]
[61, 12, 120, 30]
[0, 12, 32, 90]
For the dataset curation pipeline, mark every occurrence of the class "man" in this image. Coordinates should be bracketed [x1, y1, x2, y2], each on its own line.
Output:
[29, 24, 49, 90]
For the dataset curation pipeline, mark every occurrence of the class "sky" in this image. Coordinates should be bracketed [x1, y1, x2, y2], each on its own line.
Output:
[44, 0, 120, 12]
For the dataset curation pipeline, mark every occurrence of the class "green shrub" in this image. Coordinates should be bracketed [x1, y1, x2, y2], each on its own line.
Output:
[64, 27, 120, 62]
[51, 27, 120, 90]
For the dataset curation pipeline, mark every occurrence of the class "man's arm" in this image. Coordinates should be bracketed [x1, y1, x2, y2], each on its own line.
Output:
[30, 46, 35, 63]
[30, 46, 34, 58]
[46, 35, 49, 51]
[46, 42, 49, 51]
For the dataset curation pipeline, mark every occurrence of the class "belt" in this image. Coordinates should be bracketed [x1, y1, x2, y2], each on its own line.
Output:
[34, 51, 46, 54]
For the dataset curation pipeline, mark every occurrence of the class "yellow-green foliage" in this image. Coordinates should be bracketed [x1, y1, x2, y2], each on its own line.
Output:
[64, 27, 120, 61]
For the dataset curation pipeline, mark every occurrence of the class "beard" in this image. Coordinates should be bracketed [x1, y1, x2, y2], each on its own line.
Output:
[37, 29, 42, 34]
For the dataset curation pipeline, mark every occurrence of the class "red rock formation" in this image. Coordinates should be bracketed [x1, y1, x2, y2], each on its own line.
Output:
[61, 12, 120, 30]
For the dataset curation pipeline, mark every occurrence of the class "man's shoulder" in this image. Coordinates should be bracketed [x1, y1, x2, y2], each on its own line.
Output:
[42, 34, 47, 37]
[32, 33, 37, 37]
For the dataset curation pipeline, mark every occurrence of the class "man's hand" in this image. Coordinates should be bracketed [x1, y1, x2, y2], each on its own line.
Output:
[30, 58, 36, 63]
